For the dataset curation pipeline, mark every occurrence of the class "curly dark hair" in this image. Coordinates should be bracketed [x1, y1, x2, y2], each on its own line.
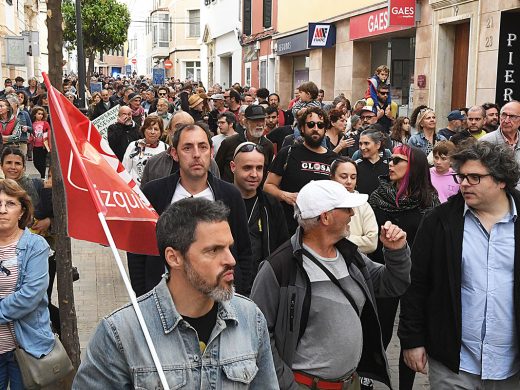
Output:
[451, 141, 520, 192]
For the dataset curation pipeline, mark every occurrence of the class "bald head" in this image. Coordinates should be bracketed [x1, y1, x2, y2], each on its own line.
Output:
[117, 106, 133, 125]
[170, 111, 195, 132]
[500, 100, 520, 135]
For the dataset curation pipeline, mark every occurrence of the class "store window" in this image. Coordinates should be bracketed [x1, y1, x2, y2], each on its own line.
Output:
[185, 61, 201, 81]
[188, 10, 200, 37]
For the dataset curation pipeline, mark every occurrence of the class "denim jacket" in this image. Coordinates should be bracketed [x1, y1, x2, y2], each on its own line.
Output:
[0, 228, 54, 357]
[73, 279, 279, 389]
[407, 132, 446, 154]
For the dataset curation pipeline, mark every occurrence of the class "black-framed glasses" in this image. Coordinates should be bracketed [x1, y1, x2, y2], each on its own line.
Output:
[452, 173, 491, 185]
[500, 113, 520, 121]
[306, 121, 325, 129]
[390, 156, 408, 165]
[233, 143, 265, 159]
[158, 92, 167, 96]
[379, 91, 389, 96]
[360, 115, 375, 120]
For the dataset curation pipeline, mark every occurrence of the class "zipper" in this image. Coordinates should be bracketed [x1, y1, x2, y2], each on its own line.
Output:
[289, 293, 296, 332]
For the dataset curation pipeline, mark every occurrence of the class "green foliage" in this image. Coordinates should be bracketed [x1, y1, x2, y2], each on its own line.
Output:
[62, 0, 131, 56]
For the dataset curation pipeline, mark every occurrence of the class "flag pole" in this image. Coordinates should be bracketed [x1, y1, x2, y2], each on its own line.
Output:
[96, 212, 170, 390]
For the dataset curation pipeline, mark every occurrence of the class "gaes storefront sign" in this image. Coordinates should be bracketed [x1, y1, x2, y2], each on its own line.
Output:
[276, 31, 308, 55]
[388, 0, 416, 27]
[495, 12, 519, 106]
[350, 8, 413, 40]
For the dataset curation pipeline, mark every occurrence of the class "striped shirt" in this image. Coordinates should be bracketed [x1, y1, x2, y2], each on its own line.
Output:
[0, 240, 19, 353]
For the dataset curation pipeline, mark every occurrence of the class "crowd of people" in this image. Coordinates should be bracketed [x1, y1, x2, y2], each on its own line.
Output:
[1, 70, 520, 390]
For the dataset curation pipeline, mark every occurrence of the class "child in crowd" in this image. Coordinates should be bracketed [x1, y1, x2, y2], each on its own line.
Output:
[30, 106, 50, 178]
[429, 141, 459, 203]
[365, 64, 392, 108]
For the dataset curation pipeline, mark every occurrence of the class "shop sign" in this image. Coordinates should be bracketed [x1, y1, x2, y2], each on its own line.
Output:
[388, 0, 416, 27]
[350, 8, 412, 40]
[308, 23, 336, 48]
[495, 12, 519, 105]
[275, 31, 308, 55]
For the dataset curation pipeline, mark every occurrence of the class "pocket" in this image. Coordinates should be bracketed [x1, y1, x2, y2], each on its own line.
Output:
[221, 358, 259, 388]
[134, 367, 187, 390]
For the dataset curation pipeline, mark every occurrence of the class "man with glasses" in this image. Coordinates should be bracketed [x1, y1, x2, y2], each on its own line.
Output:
[481, 100, 520, 189]
[208, 93, 228, 135]
[231, 142, 288, 279]
[212, 112, 237, 155]
[215, 105, 274, 183]
[141, 124, 253, 295]
[358, 106, 378, 128]
[107, 106, 140, 162]
[400, 141, 520, 389]
[141, 89, 157, 115]
[264, 106, 338, 233]
[366, 84, 397, 133]
[252, 179, 411, 390]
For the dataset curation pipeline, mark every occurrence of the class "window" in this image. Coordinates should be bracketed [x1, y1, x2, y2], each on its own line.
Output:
[263, 0, 272, 29]
[243, 0, 252, 36]
[245, 63, 252, 87]
[152, 13, 170, 48]
[188, 10, 200, 37]
[259, 60, 267, 88]
[185, 61, 201, 81]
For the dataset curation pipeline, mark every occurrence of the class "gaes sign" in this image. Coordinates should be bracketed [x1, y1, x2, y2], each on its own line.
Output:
[388, 0, 416, 27]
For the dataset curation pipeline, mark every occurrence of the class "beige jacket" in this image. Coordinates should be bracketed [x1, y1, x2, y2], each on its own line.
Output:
[349, 199, 378, 254]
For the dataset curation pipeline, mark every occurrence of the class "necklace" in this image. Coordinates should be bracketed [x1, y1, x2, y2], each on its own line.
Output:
[247, 197, 259, 224]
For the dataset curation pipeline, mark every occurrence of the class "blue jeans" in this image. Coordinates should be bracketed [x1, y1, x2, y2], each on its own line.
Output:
[0, 350, 24, 390]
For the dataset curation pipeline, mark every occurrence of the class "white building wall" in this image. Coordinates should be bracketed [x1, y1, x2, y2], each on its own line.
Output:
[199, 0, 241, 88]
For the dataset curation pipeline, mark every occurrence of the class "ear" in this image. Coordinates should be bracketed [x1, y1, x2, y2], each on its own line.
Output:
[171, 147, 180, 162]
[230, 160, 236, 174]
[164, 247, 183, 270]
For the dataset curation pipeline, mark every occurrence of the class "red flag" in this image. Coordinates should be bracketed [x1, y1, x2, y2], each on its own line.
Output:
[43, 73, 159, 255]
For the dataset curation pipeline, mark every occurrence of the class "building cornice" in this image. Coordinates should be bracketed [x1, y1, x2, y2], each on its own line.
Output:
[429, 0, 474, 11]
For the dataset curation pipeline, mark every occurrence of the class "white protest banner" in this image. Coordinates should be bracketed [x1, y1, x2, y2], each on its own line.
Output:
[92, 104, 120, 139]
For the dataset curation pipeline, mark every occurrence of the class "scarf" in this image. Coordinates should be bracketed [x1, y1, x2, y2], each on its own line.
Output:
[131, 105, 144, 118]
[368, 176, 421, 212]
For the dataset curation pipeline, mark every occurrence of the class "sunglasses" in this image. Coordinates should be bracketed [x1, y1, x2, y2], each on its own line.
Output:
[390, 156, 408, 165]
[379, 91, 389, 96]
[158, 93, 167, 96]
[233, 143, 265, 159]
[306, 121, 325, 129]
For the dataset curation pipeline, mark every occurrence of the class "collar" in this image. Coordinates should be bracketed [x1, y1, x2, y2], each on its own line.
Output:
[499, 128, 520, 148]
[463, 192, 518, 223]
[153, 279, 239, 334]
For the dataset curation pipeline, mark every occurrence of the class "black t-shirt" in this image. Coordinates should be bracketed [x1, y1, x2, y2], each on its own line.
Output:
[244, 195, 263, 276]
[355, 157, 389, 196]
[269, 143, 337, 232]
[267, 125, 293, 153]
[183, 303, 218, 353]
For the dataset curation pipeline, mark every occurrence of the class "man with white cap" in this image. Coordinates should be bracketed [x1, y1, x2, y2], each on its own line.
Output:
[251, 179, 411, 390]
[208, 93, 227, 134]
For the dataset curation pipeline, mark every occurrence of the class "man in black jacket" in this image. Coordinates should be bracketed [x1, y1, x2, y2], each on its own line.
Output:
[231, 141, 288, 278]
[90, 89, 118, 120]
[142, 124, 253, 295]
[399, 141, 520, 388]
[107, 106, 140, 161]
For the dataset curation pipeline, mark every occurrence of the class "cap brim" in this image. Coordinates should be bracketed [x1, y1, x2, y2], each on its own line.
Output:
[338, 193, 369, 208]
[246, 115, 266, 120]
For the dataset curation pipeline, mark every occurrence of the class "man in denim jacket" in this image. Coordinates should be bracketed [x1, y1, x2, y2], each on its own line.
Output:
[73, 198, 278, 389]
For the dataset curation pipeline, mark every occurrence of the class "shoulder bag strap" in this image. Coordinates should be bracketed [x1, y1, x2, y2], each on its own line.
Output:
[300, 248, 360, 317]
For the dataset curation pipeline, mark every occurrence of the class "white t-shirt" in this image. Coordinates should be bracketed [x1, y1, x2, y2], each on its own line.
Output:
[122, 139, 167, 185]
[171, 183, 215, 204]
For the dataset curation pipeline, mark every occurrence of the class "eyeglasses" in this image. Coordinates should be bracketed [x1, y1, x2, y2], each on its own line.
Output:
[233, 143, 265, 159]
[500, 113, 520, 121]
[452, 173, 491, 185]
[158, 93, 167, 96]
[306, 121, 325, 129]
[360, 115, 375, 120]
[390, 156, 408, 165]
[0, 200, 21, 211]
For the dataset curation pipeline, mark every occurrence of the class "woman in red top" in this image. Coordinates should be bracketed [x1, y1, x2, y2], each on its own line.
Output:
[29, 107, 50, 178]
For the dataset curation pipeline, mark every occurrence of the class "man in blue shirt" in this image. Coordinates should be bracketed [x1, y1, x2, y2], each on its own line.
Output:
[399, 141, 520, 389]
[73, 198, 277, 389]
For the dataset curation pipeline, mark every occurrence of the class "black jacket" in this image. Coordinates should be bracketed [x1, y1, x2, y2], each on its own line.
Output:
[142, 172, 253, 294]
[398, 191, 520, 373]
[253, 190, 289, 274]
[107, 121, 141, 162]
[90, 99, 117, 120]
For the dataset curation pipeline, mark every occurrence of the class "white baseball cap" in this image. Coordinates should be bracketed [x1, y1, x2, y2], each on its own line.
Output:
[295, 180, 368, 219]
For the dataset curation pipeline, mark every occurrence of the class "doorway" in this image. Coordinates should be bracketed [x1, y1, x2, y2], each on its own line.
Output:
[451, 22, 470, 109]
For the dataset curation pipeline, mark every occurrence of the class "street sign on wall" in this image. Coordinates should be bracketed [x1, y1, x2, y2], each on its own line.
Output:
[496, 12, 519, 106]
[5, 36, 26, 66]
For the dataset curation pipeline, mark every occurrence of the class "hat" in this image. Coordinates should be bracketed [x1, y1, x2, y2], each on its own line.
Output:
[211, 93, 225, 100]
[447, 110, 464, 121]
[295, 180, 368, 219]
[188, 94, 203, 108]
[244, 105, 266, 120]
[359, 105, 375, 114]
[128, 92, 141, 102]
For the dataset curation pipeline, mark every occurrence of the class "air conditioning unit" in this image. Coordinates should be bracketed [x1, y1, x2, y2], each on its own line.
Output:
[255, 41, 261, 51]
